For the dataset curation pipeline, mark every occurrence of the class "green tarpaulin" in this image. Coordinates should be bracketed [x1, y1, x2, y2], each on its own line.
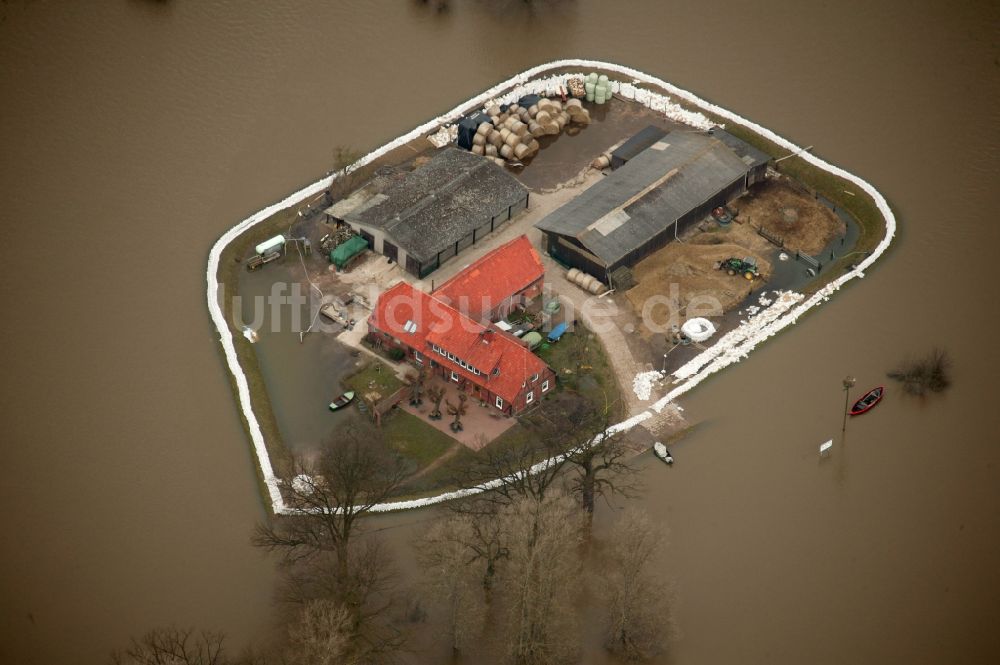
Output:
[329, 236, 368, 269]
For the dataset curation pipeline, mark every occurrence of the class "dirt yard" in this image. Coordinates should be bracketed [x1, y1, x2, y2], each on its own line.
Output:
[623, 174, 845, 335]
[626, 241, 771, 332]
[736, 177, 845, 254]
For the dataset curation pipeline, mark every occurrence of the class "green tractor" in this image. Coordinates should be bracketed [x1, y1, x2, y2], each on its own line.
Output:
[717, 256, 760, 281]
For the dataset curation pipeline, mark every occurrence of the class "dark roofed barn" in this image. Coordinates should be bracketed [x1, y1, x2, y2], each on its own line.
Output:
[325, 148, 528, 277]
[610, 125, 668, 170]
[536, 130, 770, 284]
[707, 126, 771, 187]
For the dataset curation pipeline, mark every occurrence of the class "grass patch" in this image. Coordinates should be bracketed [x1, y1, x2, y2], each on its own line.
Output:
[343, 360, 404, 400]
[536, 325, 624, 420]
[383, 410, 455, 469]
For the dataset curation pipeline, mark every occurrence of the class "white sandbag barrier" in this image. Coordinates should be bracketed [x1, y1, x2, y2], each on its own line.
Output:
[207, 59, 896, 515]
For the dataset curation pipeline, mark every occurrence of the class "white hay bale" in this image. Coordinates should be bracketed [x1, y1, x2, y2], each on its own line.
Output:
[490, 114, 501, 125]
[565, 98, 583, 110]
[499, 127, 512, 141]
[509, 104, 520, 114]
[556, 112, 568, 129]
[485, 104, 501, 117]
[510, 119, 526, 135]
[592, 155, 610, 169]
[527, 104, 539, 117]
[488, 131, 504, 148]
[549, 100, 562, 113]
[504, 132, 521, 148]
[472, 133, 486, 147]
[514, 143, 529, 160]
[471, 144, 485, 155]
[527, 138, 540, 154]
[543, 122, 559, 136]
[492, 157, 506, 167]
[500, 144, 514, 159]
[485, 144, 498, 157]
[477, 122, 492, 136]
[535, 110, 552, 125]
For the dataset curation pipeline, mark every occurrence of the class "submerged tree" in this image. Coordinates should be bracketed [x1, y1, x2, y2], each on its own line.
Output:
[416, 515, 489, 657]
[545, 393, 639, 524]
[503, 493, 584, 665]
[602, 509, 671, 662]
[887, 347, 952, 396]
[251, 424, 407, 585]
[111, 627, 233, 665]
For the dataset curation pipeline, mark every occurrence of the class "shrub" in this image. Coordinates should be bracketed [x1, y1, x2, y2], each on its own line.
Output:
[388, 347, 406, 362]
[887, 347, 951, 396]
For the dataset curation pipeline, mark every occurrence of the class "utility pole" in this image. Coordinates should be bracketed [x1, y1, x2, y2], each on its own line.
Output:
[842, 375, 856, 434]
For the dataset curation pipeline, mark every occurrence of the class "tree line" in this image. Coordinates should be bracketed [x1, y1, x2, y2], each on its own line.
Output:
[113, 394, 674, 665]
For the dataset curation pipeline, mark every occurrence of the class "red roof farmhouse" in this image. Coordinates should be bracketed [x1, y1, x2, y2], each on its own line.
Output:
[367, 235, 554, 415]
[432, 235, 545, 322]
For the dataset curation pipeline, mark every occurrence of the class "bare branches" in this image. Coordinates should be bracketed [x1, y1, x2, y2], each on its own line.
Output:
[602, 509, 671, 662]
[503, 494, 585, 665]
[111, 627, 227, 665]
[251, 424, 407, 574]
[415, 516, 489, 655]
[887, 347, 952, 396]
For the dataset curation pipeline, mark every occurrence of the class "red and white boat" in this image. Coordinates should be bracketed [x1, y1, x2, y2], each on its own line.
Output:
[849, 386, 884, 416]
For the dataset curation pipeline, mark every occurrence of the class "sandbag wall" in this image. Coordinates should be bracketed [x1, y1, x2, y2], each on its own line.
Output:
[465, 97, 591, 166]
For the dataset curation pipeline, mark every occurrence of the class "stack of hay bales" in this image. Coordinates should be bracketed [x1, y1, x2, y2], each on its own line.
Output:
[584, 73, 611, 104]
[469, 98, 589, 165]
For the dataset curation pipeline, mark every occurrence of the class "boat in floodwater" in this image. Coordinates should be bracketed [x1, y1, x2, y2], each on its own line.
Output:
[849, 386, 884, 416]
[328, 391, 355, 412]
[653, 441, 674, 464]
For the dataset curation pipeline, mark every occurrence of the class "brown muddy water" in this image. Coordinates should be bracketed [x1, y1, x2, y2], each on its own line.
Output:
[1, 1, 998, 664]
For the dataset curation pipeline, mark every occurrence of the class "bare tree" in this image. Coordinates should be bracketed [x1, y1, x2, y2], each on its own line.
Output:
[458, 434, 569, 510]
[416, 516, 489, 657]
[327, 146, 364, 203]
[503, 493, 584, 665]
[446, 393, 468, 432]
[406, 366, 427, 406]
[602, 509, 671, 662]
[285, 600, 354, 665]
[427, 384, 445, 420]
[251, 424, 407, 585]
[556, 396, 639, 523]
[111, 627, 228, 665]
[274, 532, 408, 663]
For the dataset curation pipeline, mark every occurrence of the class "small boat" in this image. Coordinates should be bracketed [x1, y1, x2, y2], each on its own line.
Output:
[849, 386, 884, 416]
[653, 441, 673, 465]
[328, 391, 355, 412]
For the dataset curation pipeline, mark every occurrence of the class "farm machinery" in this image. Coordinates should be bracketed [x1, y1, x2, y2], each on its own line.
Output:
[716, 256, 760, 281]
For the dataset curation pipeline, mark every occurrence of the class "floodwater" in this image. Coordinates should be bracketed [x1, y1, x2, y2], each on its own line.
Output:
[1, 1, 998, 664]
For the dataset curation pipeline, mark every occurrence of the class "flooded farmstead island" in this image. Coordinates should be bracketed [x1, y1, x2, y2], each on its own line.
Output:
[2, 3, 999, 665]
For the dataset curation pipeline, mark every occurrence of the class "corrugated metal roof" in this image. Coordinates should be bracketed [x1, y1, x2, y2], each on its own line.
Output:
[326, 148, 527, 263]
[535, 131, 750, 265]
[708, 127, 771, 170]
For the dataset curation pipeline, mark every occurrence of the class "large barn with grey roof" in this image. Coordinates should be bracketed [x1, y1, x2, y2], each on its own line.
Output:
[535, 128, 771, 285]
[324, 148, 529, 278]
